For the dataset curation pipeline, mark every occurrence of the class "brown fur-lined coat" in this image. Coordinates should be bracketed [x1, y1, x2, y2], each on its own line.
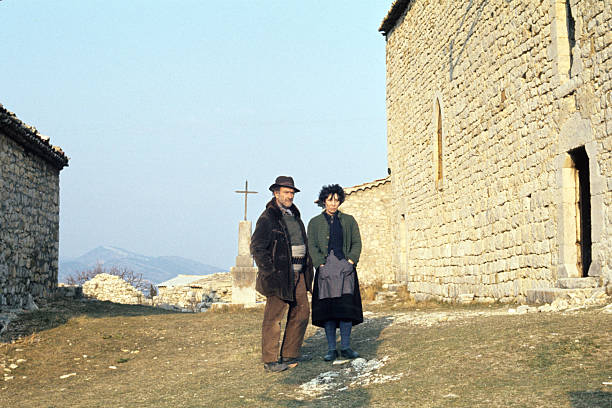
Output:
[250, 199, 313, 301]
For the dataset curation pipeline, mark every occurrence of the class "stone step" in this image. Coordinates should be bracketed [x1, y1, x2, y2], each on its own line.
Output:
[556, 277, 599, 289]
[526, 287, 602, 304]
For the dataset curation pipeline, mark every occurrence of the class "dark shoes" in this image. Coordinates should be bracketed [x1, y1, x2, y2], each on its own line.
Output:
[340, 348, 359, 359]
[324, 348, 359, 361]
[281, 354, 312, 367]
[323, 349, 339, 361]
[266, 355, 311, 371]
[264, 362, 288, 373]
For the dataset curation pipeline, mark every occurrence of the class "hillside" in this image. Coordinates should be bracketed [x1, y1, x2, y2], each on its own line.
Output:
[59, 246, 225, 284]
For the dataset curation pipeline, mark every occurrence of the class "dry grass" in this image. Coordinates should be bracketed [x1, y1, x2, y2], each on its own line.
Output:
[376, 309, 612, 407]
[394, 285, 416, 306]
[1, 298, 611, 407]
[360, 280, 384, 301]
[209, 303, 247, 313]
[19, 332, 40, 347]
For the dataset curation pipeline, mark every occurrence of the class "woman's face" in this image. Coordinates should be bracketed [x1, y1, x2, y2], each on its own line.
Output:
[324, 193, 340, 215]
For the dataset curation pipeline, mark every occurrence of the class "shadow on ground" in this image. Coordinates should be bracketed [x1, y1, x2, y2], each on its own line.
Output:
[258, 315, 394, 407]
[569, 391, 612, 408]
[1, 298, 179, 342]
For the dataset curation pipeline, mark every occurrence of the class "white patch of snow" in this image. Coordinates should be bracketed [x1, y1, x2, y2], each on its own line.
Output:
[296, 356, 403, 400]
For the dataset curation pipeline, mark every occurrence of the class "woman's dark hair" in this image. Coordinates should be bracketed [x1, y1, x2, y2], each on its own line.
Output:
[317, 184, 345, 208]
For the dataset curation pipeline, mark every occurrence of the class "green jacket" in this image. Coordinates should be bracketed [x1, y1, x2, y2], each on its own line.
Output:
[307, 211, 362, 268]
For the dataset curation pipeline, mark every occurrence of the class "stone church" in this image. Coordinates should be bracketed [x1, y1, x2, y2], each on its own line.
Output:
[0, 104, 69, 307]
[344, 0, 611, 303]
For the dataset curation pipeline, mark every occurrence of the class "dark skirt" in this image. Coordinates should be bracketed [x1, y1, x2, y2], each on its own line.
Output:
[311, 266, 363, 328]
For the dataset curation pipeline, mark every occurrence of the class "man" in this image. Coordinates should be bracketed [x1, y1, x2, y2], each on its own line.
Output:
[250, 176, 314, 372]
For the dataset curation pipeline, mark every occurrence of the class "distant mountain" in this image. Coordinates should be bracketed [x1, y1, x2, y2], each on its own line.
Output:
[59, 246, 226, 284]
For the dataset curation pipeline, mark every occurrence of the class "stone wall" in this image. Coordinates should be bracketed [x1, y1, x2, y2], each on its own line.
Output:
[340, 178, 393, 284]
[82, 273, 145, 305]
[79, 272, 265, 312]
[155, 272, 265, 311]
[0, 132, 62, 307]
[156, 273, 233, 310]
[382, 0, 611, 302]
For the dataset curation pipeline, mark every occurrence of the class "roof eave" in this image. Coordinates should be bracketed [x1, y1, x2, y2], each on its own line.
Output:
[0, 104, 69, 170]
[344, 176, 391, 195]
[379, 0, 413, 36]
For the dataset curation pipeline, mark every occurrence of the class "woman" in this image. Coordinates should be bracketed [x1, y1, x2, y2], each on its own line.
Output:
[307, 184, 363, 361]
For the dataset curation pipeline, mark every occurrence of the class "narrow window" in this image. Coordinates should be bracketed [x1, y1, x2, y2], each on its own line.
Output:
[565, 0, 576, 75]
[553, 0, 576, 80]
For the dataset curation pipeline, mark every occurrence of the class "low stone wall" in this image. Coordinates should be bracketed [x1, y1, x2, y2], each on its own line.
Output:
[82, 274, 145, 305]
[340, 178, 393, 284]
[81, 272, 266, 312]
[56, 283, 83, 299]
[156, 272, 265, 311]
[156, 273, 232, 308]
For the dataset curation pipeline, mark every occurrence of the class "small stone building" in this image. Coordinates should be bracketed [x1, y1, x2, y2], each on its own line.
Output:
[379, 0, 611, 302]
[0, 104, 69, 307]
[340, 177, 393, 284]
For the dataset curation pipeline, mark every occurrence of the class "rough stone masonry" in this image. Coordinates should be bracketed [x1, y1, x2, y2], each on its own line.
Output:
[0, 104, 69, 307]
[340, 177, 393, 285]
[378, 0, 611, 302]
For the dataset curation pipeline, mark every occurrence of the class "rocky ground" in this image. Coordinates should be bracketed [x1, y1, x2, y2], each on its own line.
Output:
[290, 299, 612, 402]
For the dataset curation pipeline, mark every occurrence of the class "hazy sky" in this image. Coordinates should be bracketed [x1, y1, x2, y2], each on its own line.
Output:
[1, 0, 390, 269]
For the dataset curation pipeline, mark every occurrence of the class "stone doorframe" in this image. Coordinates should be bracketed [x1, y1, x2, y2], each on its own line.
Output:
[554, 113, 605, 280]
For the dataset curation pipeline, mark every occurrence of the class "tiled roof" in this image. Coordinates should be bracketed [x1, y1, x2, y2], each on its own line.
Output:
[344, 176, 390, 195]
[379, 0, 413, 36]
[0, 103, 69, 169]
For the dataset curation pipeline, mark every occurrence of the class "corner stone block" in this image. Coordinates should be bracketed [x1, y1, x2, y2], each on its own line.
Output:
[590, 194, 605, 243]
[235, 255, 253, 268]
[587, 260, 602, 278]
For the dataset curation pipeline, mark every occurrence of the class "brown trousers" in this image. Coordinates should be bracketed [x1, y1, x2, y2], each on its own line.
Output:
[261, 273, 310, 363]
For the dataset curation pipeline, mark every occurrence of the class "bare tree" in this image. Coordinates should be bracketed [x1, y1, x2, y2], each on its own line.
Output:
[66, 263, 151, 292]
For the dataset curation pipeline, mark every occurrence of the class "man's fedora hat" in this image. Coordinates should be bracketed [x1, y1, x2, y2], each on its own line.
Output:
[269, 176, 300, 192]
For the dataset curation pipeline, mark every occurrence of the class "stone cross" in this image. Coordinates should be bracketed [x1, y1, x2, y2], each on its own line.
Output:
[235, 180, 258, 221]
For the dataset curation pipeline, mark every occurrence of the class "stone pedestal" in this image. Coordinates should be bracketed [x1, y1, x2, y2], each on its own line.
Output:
[231, 221, 258, 304]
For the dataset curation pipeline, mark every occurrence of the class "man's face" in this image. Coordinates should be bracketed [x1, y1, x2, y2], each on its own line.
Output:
[274, 187, 295, 209]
